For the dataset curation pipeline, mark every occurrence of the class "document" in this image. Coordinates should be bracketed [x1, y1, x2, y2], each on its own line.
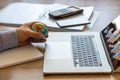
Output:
[0, 2, 50, 25]
[0, 2, 98, 31]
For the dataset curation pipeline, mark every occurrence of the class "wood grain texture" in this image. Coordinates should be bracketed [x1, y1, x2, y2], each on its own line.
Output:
[0, 0, 120, 80]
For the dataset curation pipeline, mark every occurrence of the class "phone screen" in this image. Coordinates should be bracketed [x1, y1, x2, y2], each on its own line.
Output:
[49, 6, 83, 19]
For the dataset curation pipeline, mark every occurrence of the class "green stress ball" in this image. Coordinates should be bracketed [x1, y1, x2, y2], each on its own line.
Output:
[31, 22, 48, 39]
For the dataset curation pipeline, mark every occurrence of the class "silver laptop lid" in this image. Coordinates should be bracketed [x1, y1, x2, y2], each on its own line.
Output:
[100, 15, 120, 72]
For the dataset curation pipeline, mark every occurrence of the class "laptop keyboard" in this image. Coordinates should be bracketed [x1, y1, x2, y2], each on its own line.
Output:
[71, 35, 102, 67]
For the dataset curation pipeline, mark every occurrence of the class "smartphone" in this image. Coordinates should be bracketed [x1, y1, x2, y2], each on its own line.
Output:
[48, 6, 83, 19]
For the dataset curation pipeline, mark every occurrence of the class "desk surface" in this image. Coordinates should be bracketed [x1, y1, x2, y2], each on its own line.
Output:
[0, 0, 120, 80]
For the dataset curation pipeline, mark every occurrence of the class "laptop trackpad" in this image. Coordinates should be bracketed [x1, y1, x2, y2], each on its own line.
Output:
[45, 42, 72, 59]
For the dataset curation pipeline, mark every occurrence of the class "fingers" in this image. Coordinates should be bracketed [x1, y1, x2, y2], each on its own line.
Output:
[30, 38, 46, 43]
[45, 35, 49, 38]
[23, 21, 38, 28]
[28, 29, 45, 39]
[28, 29, 47, 42]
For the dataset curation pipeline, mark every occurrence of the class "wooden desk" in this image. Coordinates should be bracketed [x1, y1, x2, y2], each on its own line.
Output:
[0, 0, 120, 80]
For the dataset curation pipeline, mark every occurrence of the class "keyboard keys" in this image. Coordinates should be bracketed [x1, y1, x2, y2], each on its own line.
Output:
[71, 35, 102, 67]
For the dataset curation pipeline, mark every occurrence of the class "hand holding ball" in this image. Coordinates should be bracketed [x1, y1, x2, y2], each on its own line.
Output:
[31, 22, 48, 39]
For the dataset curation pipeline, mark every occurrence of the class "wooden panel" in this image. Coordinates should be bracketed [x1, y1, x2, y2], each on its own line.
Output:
[0, 0, 120, 80]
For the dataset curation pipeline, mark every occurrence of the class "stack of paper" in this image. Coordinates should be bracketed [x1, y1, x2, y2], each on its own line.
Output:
[0, 2, 99, 31]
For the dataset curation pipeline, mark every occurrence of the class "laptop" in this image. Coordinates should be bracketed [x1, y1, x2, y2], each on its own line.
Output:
[43, 15, 120, 74]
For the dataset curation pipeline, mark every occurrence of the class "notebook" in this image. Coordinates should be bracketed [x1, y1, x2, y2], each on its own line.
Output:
[43, 15, 120, 74]
[0, 44, 43, 69]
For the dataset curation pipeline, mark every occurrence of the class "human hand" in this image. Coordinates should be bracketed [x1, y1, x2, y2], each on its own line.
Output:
[16, 22, 48, 47]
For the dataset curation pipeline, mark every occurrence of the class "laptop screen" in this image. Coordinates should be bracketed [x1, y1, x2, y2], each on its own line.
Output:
[101, 15, 120, 70]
